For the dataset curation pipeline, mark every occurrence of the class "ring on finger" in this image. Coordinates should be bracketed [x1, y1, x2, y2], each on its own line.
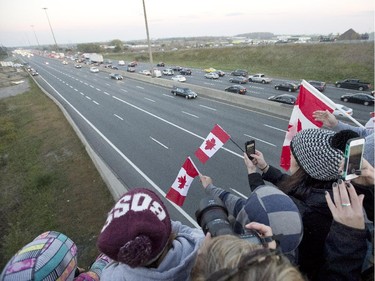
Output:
[341, 203, 351, 207]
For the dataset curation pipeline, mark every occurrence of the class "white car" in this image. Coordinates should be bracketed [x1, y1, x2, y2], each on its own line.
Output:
[333, 104, 353, 116]
[162, 68, 174, 76]
[171, 75, 186, 82]
[90, 67, 99, 73]
[139, 70, 151, 76]
[204, 72, 219, 79]
[62, 60, 68, 65]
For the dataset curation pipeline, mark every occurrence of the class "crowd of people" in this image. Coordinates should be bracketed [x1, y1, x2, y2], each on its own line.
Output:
[1, 110, 374, 281]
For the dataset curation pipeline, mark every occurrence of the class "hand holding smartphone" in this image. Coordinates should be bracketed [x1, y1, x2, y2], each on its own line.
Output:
[342, 137, 365, 181]
[245, 140, 255, 160]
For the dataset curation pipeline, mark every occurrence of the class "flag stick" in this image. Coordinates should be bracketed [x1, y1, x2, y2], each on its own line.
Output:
[230, 138, 244, 153]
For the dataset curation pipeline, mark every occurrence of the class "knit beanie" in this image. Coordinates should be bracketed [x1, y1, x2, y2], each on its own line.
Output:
[0, 231, 77, 281]
[290, 128, 344, 181]
[97, 188, 172, 267]
[235, 185, 303, 254]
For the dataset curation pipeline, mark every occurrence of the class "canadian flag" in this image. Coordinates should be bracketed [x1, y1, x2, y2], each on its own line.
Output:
[195, 124, 231, 164]
[166, 157, 199, 206]
[280, 80, 337, 170]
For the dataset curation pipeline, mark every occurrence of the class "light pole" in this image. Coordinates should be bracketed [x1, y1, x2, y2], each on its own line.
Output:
[30, 25, 40, 48]
[42, 7, 58, 51]
[142, 0, 154, 77]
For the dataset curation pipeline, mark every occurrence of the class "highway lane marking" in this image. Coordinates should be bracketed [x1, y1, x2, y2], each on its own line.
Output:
[85, 96, 92, 100]
[182, 111, 199, 118]
[69, 85, 74, 89]
[199, 104, 217, 111]
[264, 124, 287, 132]
[230, 188, 247, 199]
[80, 92, 84, 96]
[114, 114, 124, 120]
[244, 134, 277, 147]
[90, 85, 94, 88]
[106, 83, 111, 86]
[121, 89, 128, 93]
[104, 91, 110, 96]
[144, 97, 156, 102]
[93, 101, 100, 105]
[163, 94, 175, 98]
[74, 89, 78, 92]
[136, 86, 144, 89]
[150, 137, 169, 149]
[96, 88, 101, 91]
[84, 82, 88, 85]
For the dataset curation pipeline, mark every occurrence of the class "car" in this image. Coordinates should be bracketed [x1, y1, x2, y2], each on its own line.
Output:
[224, 85, 247, 95]
[152, 69, 162, 78]
[229, 76, 248, 84]
[90, 67, 99, 73]
[335, 79, 371, 91]
[111, 66, 119, 70]
[171, 75, 187, 82]
[127, 66, 135, 72]
[333, 104, 353, 116]
[74, 64, 82, 68]
[128, 61, 137, 67]
[340, 93, 374, 106]
[214, 70, 225, 77]
[248, 74, 272, 84]
[162, 68, 174, 76]
[231, 69, 248, 76]
[171, 86, 198, 99]
[30, 70, 39, 76]
[274, 82, 298, 92]
[45, 62, 49, 65]
[110, 73, 123, 80]
[157, 62, 165, 67]
[204, 72, 219, 79]
[62, 60, 68, 65]
[179, 68, 192, 75]
[268, 94, 296, 105]
[172, 66, 182, 71]
[307, 80, 326, 92]
[139, 69, 151, 76]
[204, 67, 217, 73]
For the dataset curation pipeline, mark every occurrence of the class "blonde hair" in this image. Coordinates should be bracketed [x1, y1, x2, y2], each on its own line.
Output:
[191, 235, 304, 281]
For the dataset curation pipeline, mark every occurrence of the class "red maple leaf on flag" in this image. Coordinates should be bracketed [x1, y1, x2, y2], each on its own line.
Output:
[205, 138, 216, 150]
[178, 175, 187, 189]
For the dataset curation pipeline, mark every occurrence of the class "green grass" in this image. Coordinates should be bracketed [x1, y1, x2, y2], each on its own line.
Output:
[106, 42, 374, 84]
[0, 79, 114, 268]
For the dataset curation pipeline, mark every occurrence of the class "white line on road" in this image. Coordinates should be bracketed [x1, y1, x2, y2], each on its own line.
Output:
[85, 96, 92, 100]
[106, 83, 111, 86]
[230, 188, 247, 199]
[144, 97, 155, 102]
[69, 85, 74, 89]
[93, 101, 99, 105]
[90, 85, 94, 88]
[96, 88, 101, 91]
[80, 92, 84, 95]
[74, 89, 78, 92]
[199, 104, 217, 111]
[114, 114, 123, 120]
[163, 94, 175, 98]
[104, 91, 110, 96]
[136, 86, 144, 89]
[244, 134, 277, 147]
[264, 124, 287, 133]
[182, 111, 199, 118]
[84, 82, 88, 85]
[121, 89, 127, 93]
[150, 137, 169, 149]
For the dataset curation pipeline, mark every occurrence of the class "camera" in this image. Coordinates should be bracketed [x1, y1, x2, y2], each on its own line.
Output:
[195, 196, 264, 246]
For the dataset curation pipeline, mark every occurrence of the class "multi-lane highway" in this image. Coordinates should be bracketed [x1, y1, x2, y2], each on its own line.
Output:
[21, 55, 372, 227]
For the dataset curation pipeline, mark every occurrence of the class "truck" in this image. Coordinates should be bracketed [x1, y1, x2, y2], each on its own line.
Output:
[335, 79, 371, 91]
[248, 73, 272, 84]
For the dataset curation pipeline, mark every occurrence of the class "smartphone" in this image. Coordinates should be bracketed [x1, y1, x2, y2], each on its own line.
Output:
[245, 140, 256, 160]
[342, 137, 365, 180]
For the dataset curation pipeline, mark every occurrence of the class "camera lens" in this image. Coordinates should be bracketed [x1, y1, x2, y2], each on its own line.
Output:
[195, 197, 234, 237]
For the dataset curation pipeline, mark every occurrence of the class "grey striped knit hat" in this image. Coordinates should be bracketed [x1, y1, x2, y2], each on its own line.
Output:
[290, 128, 343, 181]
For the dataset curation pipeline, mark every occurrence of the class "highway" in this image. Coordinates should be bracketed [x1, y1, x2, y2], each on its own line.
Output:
[21, 55, 372, 227]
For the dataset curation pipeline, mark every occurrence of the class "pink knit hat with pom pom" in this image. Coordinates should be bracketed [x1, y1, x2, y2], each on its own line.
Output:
[97, 188, 171, 267]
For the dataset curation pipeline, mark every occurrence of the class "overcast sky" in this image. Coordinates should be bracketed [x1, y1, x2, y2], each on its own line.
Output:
[0, 0, 374, 47]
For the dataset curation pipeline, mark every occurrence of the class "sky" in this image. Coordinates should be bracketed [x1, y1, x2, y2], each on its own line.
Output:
[0, 0, 374, 47]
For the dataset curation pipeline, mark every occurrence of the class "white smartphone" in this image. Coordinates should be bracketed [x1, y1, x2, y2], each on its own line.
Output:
[342, 137, 365, 180]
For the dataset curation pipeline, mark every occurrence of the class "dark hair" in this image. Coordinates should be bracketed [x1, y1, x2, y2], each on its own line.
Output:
[278, 168, 333, 200]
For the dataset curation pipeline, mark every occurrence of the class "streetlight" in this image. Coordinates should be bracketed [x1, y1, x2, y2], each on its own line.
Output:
[42, 7, 58, 51]
[30, 25, 40, 48]
[142, 0, 154, 77]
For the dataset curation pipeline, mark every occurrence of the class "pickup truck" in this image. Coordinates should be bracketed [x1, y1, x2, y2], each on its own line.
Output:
[335, 79, 371, 91]
[248, 74, 272, 84]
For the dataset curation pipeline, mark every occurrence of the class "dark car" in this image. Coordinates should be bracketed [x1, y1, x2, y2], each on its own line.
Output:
[308, 80, 326, 92]
[229, 76, 248, 84]
[171, 86, 198, 99]
[268, 94, 296, 105]
[274, 82, 298, 92]
[179, 68, 192, 75]
[172, 66, 183, 71]
[157, 62, 165, 67]
[110, 73, 123, 80]
[214, 70, 225, 77]
[335, 79, 371, 91]
[225, 85, 247, 95]
[231, 69, 248, 76]
[340, 93, 374, 106]
[111, 66, 119, 70]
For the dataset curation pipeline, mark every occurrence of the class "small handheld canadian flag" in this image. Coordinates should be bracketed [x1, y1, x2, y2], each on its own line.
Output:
[166, 157, 200, 206]
[195, 124, 231, 164]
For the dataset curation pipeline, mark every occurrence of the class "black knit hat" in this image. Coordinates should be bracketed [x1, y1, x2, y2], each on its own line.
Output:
[290, 129, 343, 181]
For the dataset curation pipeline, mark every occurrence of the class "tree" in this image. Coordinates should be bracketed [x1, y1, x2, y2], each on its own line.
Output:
[110, 39, 123, 52]
[77, 43, 103, 53]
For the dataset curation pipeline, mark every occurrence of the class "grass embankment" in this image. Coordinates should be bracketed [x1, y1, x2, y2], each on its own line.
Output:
[0, 79, 114, 268]
[107, 42, 374, 85]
